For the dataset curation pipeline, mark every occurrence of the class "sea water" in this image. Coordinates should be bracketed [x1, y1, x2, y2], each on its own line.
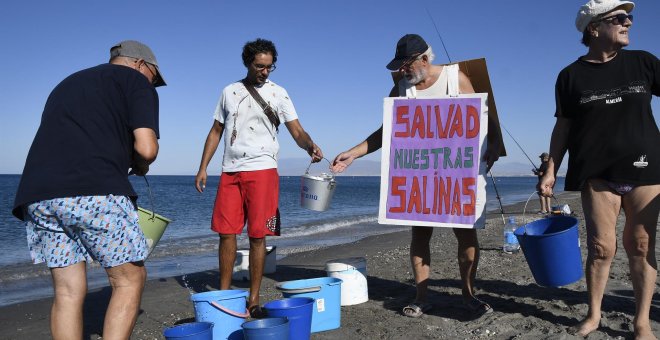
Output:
[0, 174, 563, 306]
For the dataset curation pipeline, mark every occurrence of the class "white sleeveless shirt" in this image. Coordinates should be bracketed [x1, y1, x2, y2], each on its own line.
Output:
[397, 64, 460, 97]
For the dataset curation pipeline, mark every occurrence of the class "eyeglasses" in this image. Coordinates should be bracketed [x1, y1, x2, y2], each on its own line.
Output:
[138, 61, 159, 85]
[399, 53, 423, 71]
[253, 63, 276, 72]
[595, 13, 633, 26]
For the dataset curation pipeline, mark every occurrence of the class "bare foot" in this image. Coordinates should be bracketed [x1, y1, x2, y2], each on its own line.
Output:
[567, 317, 600, 337]
[633, 324, 657, 340]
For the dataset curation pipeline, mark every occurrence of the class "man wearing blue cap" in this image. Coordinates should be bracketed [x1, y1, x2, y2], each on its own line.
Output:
[12, 40, 165, 339]
[332, 33, 505, 319]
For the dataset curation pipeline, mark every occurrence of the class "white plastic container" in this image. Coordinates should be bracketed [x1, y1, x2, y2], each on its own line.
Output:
[325, 257, 368, 305]
[232, 246, 277, 281]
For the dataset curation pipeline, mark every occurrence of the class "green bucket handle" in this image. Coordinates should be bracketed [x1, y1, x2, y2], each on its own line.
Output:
[142, 175, 156, 220]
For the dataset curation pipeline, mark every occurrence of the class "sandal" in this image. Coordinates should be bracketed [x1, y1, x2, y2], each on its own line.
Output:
[464, 298, 493, 318]
[248, 305, 268, 319]
[402, 302, 433, 318]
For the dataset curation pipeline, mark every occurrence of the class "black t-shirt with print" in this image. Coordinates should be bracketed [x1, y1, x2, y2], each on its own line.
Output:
[12, 63, 159, 220]
[555, 49, 660, 191]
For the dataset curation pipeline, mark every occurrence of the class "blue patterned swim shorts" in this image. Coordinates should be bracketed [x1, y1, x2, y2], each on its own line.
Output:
[24, 195, 148, 268]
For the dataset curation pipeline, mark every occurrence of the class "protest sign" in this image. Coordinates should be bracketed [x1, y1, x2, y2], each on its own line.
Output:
[378, 94, 489, 228]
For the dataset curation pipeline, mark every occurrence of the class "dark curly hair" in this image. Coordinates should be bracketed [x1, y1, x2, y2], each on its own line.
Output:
[242, 38, 278, 67]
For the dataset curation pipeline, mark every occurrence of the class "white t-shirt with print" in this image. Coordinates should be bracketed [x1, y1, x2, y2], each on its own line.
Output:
[213, 79, 299, 172]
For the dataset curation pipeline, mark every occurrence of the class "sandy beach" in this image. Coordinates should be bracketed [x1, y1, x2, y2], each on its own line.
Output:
[1, 191, 658, 339]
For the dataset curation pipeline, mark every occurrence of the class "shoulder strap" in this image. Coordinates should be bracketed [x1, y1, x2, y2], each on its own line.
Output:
[241, 79, 281, 131]
[446, 64, 460, 96]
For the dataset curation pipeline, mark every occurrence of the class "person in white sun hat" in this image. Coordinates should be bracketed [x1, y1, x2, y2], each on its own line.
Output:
[538, 0, 660, 338]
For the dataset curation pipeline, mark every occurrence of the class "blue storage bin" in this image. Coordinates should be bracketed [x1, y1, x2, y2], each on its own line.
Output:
[276, 277, 342, 332]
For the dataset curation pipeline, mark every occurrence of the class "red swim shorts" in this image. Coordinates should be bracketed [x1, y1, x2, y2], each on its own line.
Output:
[212, 168, 280, 238]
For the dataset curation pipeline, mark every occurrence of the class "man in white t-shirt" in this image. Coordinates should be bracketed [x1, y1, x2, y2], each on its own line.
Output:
[332, 34, 505, 319]
[195, 38, 322, 317]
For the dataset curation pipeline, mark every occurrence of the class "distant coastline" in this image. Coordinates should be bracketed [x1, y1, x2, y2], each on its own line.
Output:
[0, 159, 567, 177]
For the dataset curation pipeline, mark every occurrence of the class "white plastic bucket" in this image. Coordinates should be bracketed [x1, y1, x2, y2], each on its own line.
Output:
[325, 257, 368, 306]
[300, 160, 336, 212]
[232, 246, 277, 281]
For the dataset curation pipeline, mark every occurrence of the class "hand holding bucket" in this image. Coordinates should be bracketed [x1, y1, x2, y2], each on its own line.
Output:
[300, 158, 337, 212]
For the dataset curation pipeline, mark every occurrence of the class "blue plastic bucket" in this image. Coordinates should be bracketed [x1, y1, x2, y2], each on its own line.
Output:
[276, 277, 342, 333]
[242, 317, 290, 340]
[190, 290, 249, 340]
[163, 322, 213, 340]
[263, 298, 314, 340]
[514, 216, 583, 287]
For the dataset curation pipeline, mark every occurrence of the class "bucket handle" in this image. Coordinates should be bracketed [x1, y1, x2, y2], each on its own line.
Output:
[209, 301, 249, 318]
[275, 284, 321, 294]
[142, 175, 156, 221]
[521, 191, 565, 235]
[304, 157, 335, 176]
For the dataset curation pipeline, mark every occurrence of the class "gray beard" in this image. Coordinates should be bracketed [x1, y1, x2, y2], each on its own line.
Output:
[406, 68, 428, 85]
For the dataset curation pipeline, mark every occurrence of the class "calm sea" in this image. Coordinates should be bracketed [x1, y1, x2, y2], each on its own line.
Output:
[0, 174, 563, 306]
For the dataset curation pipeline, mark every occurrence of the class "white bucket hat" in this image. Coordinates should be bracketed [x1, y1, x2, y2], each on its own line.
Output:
[575, 0, 634, 32]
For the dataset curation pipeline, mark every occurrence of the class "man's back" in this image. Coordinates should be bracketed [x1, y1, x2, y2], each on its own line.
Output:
[13, 63, 159, 219]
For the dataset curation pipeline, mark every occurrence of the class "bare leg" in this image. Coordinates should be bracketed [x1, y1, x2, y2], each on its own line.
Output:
[543, 196, 552, 213]
[218, 234, 237, 290]
[51, 262, 87, 340]
[452, 228, 480, 300]
[102, 261, 146, 340]
[538, 194, 547, 212]
[410, 226, 433, 303]
[247, 237, 266, 309]
[572, 179, 621, 337]
[621, 184, 659, 340]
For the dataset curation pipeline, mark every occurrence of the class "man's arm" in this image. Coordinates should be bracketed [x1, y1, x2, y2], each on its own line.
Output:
[131, 128, 159, 176]
[330, 126, 383, 173]
[195, 120, 224, 193]
[330, 86, 397, 173]
[284, 119, 323, 162]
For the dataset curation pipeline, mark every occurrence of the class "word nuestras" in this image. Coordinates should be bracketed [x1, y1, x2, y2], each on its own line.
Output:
[393, 147, 474, 170]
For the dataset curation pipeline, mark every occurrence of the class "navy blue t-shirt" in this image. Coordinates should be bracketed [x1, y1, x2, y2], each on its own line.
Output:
[12, 63, 159, 220]
[555, 49, 660, 190]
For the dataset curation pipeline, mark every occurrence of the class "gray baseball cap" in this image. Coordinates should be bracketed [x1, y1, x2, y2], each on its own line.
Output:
[110, 40, 166, 87]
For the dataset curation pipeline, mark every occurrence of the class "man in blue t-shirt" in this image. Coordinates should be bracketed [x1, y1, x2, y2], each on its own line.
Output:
[12, 40, 165, 339]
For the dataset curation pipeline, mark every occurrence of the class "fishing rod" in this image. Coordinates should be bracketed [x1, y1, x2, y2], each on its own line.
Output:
[424, 6, 452, 63]
[488, 171, 507, 226]
[423, 4, 511, 221]
[502, 125, 539, 172]
[501, 125, 560, 203]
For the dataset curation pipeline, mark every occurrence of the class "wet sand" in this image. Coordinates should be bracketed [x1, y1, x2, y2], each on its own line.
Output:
[1, 191, 658, 339]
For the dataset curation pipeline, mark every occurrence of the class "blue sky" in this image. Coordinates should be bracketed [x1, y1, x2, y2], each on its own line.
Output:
[1, 1, 658, 175]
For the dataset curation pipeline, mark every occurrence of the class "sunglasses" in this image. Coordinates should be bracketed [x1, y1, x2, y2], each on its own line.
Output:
[595, 13, 633, 26]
